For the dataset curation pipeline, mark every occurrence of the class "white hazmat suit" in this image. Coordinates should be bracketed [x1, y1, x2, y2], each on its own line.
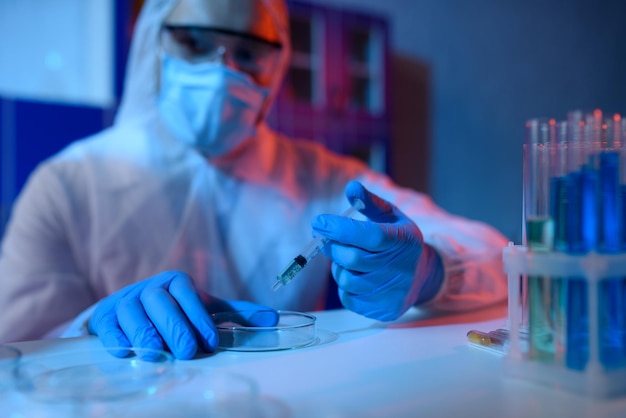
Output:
[0, 0, 508, 343]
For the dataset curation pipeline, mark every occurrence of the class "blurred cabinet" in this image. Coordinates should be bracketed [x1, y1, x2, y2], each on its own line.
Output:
[267, 0, 391, 173]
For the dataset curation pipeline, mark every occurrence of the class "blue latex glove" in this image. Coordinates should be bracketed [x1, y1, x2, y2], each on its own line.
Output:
[312, 180, 444, 321]
[89, 271, 278, 359]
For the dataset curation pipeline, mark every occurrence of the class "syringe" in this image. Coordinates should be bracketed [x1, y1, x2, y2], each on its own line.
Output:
[272, 198, 365, 291]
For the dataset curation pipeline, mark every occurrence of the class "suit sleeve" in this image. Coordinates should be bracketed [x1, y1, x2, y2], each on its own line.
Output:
[0, 161, 95, 343]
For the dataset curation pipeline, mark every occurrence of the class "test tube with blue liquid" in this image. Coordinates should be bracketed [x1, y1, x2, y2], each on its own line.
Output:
[597, 114, 625, 369]
[564, 138, 593, 371]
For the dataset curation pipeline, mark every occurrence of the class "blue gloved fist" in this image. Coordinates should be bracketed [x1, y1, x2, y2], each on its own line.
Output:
[89, 271, 278, 359]
[312, 180, 443, 321]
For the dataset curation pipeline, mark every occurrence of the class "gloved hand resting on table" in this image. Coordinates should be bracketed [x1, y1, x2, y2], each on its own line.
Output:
[89, 271, 278, 359]
[312, 180, 444, 321]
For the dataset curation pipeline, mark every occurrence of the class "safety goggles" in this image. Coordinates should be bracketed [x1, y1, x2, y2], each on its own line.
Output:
[160, 24, 283, 81]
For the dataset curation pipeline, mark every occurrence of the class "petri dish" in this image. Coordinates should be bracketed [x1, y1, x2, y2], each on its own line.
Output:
[15, 346, 175, 403]
[0, 345, 21, 392]
[211, 310, 317, 351]
[114, 368, 261, 418]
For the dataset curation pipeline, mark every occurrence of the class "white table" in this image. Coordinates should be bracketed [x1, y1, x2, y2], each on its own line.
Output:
[4, 304, 626, 418]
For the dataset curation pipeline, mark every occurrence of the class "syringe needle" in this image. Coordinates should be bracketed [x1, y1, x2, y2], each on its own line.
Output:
[272, 198, 365, 291]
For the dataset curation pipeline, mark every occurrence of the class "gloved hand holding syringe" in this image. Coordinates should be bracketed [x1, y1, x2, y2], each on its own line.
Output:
[272, 198, 365, 291]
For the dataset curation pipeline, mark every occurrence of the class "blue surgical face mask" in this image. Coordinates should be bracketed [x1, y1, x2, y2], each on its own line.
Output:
[157, 54, 269, 157]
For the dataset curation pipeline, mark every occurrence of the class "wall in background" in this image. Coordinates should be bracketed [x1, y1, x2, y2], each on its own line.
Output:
[0, 0, 114, 106]
[308, 0, 626, 242]
[0, 0, 130, 236]
[3, 0, 626, 243]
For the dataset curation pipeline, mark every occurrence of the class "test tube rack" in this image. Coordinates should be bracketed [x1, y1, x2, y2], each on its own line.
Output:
[503, 244, 626, 398]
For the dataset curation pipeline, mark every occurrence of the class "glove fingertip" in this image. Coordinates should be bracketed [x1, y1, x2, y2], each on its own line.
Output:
[347, 181, 384, 214]
[204, 330, 219, 353]
[141, 336, 165, 352]
[173, 341, 198, 360]
[220, 302, 279, 327]
[345, 179, 363, 193]
[162, 323, 199, 360]
[345, 181, 366, 203]
[249, 310, 279, 327]
[100, 332, 132, 358]
[311, 214, 328, 231]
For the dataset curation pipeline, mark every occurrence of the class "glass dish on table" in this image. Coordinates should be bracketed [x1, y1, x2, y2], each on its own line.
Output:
[211, 310, 317, 351]
[14, 346, 174, 417]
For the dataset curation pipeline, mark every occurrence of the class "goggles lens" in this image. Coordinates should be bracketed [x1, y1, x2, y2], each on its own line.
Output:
[161, 25, 282, 80]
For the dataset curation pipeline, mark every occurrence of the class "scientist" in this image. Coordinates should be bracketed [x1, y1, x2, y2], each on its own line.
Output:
[0, 0, 508, 359]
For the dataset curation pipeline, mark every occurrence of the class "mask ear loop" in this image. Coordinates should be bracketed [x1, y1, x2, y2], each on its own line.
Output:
[155, 27, 167, 97]
[155, 25, 183, 95]
[155, 50, 163, 96]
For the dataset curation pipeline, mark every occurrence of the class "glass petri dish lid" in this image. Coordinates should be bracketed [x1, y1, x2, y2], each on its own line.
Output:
[211, 310, 317, 351]
[114, 369, 261, 418]
[15, 346, 175, 403]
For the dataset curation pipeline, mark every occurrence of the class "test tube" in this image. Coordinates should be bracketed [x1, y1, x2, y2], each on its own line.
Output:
[524, 118, 556, 362]
[563, 113, 591, 370]
[521, 119, 552, 334]
[564, 111, 608, 370]
[621, 116, 626, 250]
[525, 118, 555, 251]
[619, 122, 626, 364]
[551, 121, 569, 253]
[549, 120, 569, 361]
[594, 114, 626, 368]
[599, 148, 623, 368]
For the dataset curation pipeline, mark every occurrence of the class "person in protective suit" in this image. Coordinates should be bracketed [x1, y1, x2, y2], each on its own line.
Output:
[0, 0, 508, 359]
